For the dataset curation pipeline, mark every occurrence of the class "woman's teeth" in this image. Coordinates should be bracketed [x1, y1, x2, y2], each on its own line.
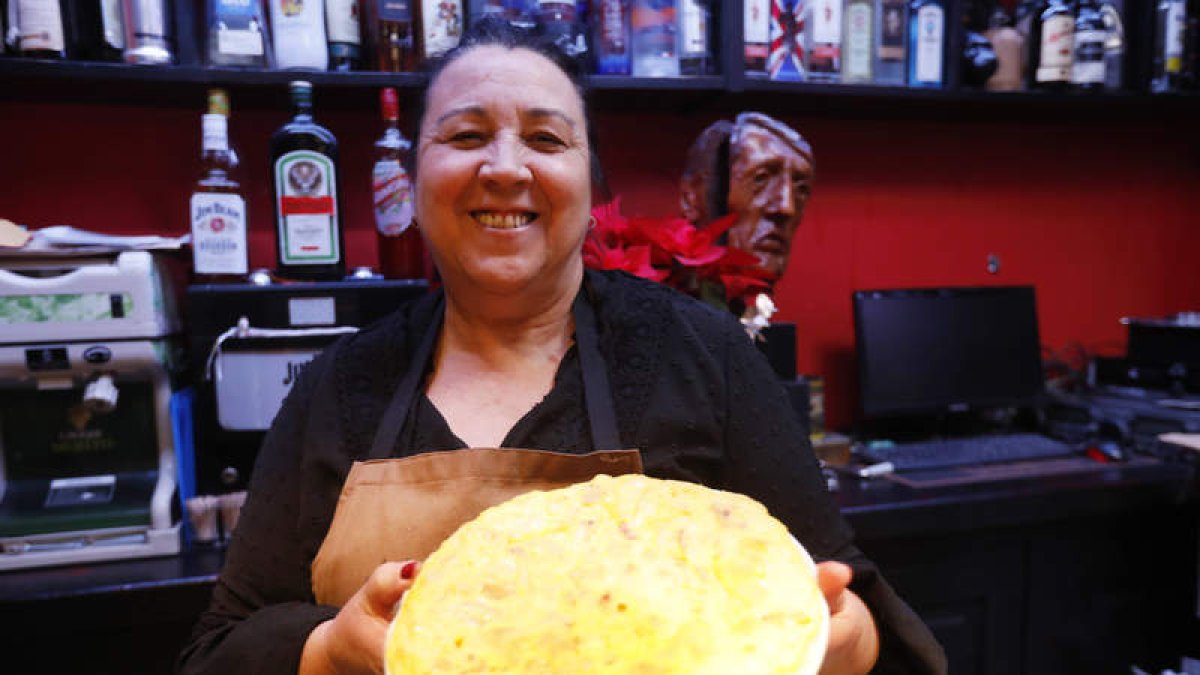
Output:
[474, 212, 534, 229]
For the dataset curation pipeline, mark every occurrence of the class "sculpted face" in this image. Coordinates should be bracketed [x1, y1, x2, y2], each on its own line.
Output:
[725, 125, 813, 279]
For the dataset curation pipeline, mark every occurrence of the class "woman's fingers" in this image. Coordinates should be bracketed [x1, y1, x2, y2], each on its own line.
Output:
[362, 560, 421, 619]
[816, 560, 852, 614]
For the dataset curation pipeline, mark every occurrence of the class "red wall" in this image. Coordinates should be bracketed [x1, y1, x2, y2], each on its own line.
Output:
[2, 100, 1198, 429]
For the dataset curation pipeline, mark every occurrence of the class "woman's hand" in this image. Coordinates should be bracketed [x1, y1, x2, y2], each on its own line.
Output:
[816, 561, 880, 675]
[299, 560, 420, 675]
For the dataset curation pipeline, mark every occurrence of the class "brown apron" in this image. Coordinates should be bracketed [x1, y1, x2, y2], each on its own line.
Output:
[311, 290, 642, 607]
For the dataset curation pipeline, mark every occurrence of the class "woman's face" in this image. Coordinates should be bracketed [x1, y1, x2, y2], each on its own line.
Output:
[415, 46, 592, 300]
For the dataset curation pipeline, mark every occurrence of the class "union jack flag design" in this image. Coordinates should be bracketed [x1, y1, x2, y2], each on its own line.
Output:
[767, 0, 807, 80]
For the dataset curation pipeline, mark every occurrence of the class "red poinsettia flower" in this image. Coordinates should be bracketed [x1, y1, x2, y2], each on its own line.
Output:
[585, 200, 776, 310]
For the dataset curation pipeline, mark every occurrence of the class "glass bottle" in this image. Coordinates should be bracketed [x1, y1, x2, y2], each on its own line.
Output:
[420, 0, 461, 58]
[205, 0, 270, 68]
[592, 0, 631, 74]
[807, 0, 843, 82]
[874, 0, 908, 85]
[1071, 0, 1106, 91]
[1152, 0, 1187, 92]
[270, 0, 329, 70]
[743, 0, 769, 75]
[368, 0, 419, 71]
[271, 81, 346, 281]
[66, 0, 125, 61]
[11, 0, 68, 58]
[630, 0, 680, 77]
[326, 0, 363, 70]
[1100, 1, 1124, 90]
[843, 0, 875, 83]
[373, 88, 423, 280]
[907, 0, 944, 88]
[677, 0, 710, 76]
[1030, 0, 1074, 90]
[191, 89, 250, 283]
[984, 5, 1024, 90]
[121, 0, 173, 63]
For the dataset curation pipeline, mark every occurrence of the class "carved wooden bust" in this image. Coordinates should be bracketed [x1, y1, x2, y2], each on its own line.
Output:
[679, 112, 815, 282]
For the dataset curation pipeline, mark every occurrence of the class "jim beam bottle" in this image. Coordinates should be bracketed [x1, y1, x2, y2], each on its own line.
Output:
[190, 89, 250, 282]
[271, 81, 346, 281]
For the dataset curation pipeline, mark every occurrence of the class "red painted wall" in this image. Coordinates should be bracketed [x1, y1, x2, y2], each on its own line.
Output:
[2, 100, 1198, 429]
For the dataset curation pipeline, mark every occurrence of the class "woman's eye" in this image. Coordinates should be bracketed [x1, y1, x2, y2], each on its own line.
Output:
[449, 130, 486, 144]
[528, 132, 566, 148]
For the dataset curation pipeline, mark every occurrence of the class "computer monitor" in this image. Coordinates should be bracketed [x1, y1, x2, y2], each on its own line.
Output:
[853, 286, 1045, 419]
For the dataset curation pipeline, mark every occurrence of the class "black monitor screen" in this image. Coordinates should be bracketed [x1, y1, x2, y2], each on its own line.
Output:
[853, 286, 1045, 419]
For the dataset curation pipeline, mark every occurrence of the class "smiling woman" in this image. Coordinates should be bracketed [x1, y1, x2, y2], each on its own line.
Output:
[178, 18, 945, 675]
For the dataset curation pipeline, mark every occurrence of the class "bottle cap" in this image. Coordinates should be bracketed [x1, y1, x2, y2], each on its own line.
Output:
[207, 89, 230, 117]
[289, 81, 314, 107]
[380, 87, 400, 121]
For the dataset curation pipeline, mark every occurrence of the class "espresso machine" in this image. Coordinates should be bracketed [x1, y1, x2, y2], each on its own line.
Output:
[0, 251, 184, 570]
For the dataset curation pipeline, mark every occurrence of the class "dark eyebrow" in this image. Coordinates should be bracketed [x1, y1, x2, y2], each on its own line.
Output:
[433, 105, 488, 126]
[525, 108, 577, 129]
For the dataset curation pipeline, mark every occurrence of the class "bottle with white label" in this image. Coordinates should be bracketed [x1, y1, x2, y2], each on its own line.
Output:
[326, 0, 363, 70]
[1071, 0, 1106, 91]
[191, 89, 250, 283]
[420, 0, 460, 58]
[1031, 0, 1074, 90]
[743, 0, 769, 75]
[271, 0, 329, 70]
[807, 0, 843, 82]
[678, 0, 709, 75]
[11, 0, 68, 58]
[907, 0, 944, 88]
[843, 0, 874, 83]
[271, 81, 345, 281]
[206, 0, 270, 68]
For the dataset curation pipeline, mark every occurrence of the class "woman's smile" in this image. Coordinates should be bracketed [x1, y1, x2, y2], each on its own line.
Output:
[471, 210, 538, 230]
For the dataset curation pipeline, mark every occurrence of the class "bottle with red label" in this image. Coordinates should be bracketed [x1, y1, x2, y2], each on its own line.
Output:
[373, 87, 424, 279]
[271, 80, 346, 281]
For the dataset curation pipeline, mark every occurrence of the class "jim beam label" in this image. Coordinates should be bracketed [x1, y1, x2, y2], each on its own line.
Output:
[191, 192, 249, 275]
[275, 150, 340, 265]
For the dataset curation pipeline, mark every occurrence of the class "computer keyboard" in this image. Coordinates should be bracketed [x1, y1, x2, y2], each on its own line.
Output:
[859, 432, 1077, 471]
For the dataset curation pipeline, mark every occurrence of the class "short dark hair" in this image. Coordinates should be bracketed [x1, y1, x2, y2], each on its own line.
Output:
[409, 17, 607, 198]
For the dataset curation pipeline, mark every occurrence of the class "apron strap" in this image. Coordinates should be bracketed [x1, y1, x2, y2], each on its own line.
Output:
[368, 282, 622, 459]
[369, 296, 446, 460]
[572, 290, 621, 452]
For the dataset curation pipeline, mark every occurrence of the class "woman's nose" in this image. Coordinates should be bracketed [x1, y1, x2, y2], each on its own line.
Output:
[479, 136, 532, 187]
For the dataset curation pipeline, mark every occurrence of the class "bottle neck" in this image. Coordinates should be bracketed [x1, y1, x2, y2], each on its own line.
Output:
[201, 114, 229, 153]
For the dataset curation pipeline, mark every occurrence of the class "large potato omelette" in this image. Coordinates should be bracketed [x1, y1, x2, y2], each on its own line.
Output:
[385, 473, 828, 674]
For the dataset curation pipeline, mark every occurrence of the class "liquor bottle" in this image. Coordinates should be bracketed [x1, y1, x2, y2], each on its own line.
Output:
[121, 0, 173, 63]
[807, 0, 842, 82]
[743, 0, 769, 75]
[191, 90, 250, 282]
[592, 0, 631, 74]
[1071, 0, 1106, 90]
[984, 5, 1024, 90]
[1099, 0, 1123, 90]
[1183, 0, 1200, 89]
[420, 0, 461, 58]
[630, 0, 679, 77]
[326, 0, 363, 70]
[907, 0, 944, 88]
[11, 0, 68, 58]
[843, 0, 874, 83]
[678, 0, 710, 75]
[1029, 0, 1074, 90]
[271, 81, 345, 281]
[1151, 0, 1187, 92]
[271, 0, 329, 70]
[536, 0, 585, 57]
[65, 0, 125, 61]
[368, 0, 419, 71]
[874, 0, 908, 84]
[767, 0, 804, 81]
[205, 0, 270, 68]
[373, 88, 423, 279]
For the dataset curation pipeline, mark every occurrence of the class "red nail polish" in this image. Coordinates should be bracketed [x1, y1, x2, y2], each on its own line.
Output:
[400, 561, 417, 580]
